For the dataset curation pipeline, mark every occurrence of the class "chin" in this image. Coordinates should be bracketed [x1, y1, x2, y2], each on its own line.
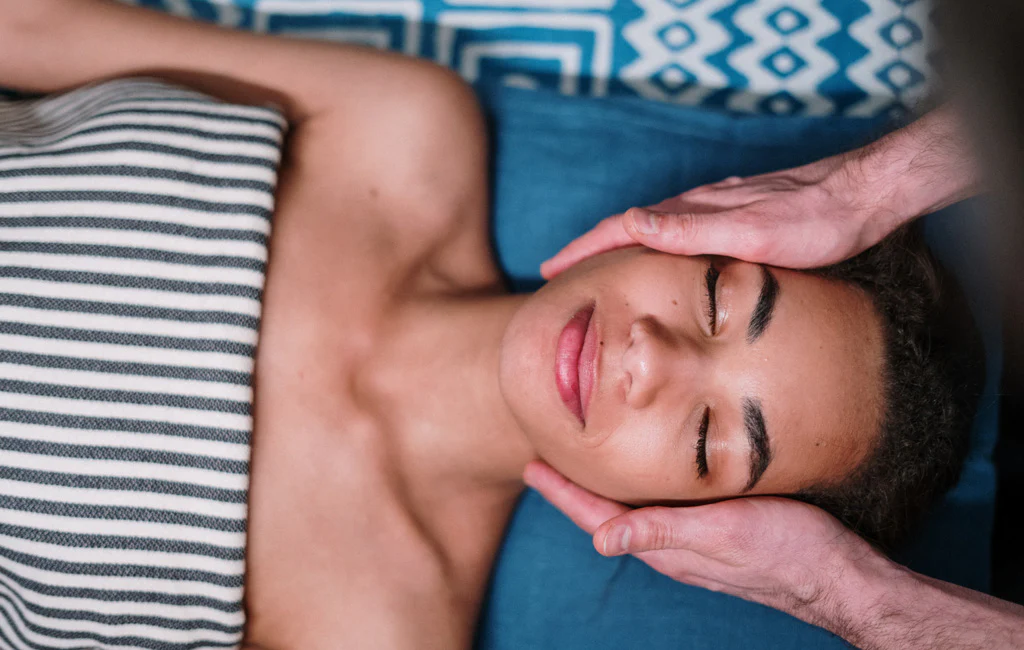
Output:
[497, 300, 544, 433]
[499, 289, 581, 445]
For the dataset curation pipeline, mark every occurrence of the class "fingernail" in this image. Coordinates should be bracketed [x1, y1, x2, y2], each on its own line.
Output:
[603, 526, 631, 556]
[631, 209, 661, 235]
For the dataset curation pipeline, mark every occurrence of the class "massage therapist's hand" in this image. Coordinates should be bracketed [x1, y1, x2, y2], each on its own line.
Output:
[541, 106, 980, 276]
[522, 460, 874, 623]
[525, 460, 1024, 650]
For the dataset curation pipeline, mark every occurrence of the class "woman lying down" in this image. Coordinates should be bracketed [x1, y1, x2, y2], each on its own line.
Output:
[0, 1, 983, 649]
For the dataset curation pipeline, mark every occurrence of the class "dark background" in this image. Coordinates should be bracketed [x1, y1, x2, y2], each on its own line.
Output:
[940, 0, 1024, 605]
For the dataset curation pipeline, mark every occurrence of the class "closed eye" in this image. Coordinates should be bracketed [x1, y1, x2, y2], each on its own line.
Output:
[704, 264, 720, 334]
[695, 407, 710, 478]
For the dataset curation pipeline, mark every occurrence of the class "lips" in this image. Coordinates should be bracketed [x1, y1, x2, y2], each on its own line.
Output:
[555, 304, 597, 425]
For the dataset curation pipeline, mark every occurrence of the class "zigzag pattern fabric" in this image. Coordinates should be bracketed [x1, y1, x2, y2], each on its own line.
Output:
[128, 0, 936, 117]
[0, 78, 284, 650]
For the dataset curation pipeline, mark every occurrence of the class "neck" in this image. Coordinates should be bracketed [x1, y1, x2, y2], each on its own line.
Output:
[377, 292, 538, 495]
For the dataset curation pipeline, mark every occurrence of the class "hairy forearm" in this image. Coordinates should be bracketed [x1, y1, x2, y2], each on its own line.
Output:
[845, 105, 982, 238]
[813, 555, 1024, 650]
[1, 0, 408, 120]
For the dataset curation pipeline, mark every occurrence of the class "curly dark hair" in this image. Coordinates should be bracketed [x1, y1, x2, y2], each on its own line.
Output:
[795, 224, 986, 551]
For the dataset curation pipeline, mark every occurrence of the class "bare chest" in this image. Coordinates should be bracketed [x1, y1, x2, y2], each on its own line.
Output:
[240, 199, 506, 649]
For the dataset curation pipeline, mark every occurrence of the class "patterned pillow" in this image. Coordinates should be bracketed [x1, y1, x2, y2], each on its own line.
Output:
[132, 0, 937, 118]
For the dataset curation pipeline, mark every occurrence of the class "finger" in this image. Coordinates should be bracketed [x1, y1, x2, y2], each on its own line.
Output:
[624, 207, 767, 262]
[540, 214, 636, 279]
[648, 177, 747, 212]
[677, 176, 746, 201]
[523, 460, 630, 534]
[592, 505, 726, 556]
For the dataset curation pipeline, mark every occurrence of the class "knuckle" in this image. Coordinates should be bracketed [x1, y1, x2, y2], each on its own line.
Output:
[666, 213, 699, 245]
[639, 508, 676, 549]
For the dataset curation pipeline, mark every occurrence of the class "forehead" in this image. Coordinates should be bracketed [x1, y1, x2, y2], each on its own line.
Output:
[748, 267, 885, 494]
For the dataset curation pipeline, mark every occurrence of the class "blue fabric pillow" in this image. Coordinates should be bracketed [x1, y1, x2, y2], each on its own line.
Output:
[475, 82, 1001, 649]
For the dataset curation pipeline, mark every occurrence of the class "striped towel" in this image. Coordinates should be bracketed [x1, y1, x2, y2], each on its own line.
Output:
[0, 78, 286, 649]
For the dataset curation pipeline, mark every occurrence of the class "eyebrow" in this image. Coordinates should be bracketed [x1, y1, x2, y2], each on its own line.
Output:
[741, 398, 772, 492]
[747, 266, 779, 343]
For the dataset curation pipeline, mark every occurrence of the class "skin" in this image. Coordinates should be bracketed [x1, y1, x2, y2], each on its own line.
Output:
[541, 105, 982, 276]
[530, 107, 1024, 650]
[526, 460, 1024, 650]
[0, 2, 886, 648]
[504, 248, 884, 504]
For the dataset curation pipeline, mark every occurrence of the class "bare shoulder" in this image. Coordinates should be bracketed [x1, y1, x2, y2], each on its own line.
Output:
[280, 56, 498, 296]
[304, 56, 486, 202]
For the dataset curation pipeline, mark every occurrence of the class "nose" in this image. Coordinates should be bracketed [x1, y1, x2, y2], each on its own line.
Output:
[622, 317, 704, 408]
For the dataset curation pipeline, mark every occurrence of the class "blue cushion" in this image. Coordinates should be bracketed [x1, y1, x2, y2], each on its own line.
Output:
[476, 82, 1001, 649]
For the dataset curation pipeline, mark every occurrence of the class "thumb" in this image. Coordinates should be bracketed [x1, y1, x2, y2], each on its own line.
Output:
[624, 207, 743, 258]
[593, 506, 707, 556]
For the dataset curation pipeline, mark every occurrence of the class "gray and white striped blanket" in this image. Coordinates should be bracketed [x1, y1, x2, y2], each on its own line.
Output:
[0, 78, 286, 649]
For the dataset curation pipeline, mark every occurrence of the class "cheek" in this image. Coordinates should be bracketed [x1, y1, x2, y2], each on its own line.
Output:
[542, 419, 694, 503]
[498, 333, 538, 435]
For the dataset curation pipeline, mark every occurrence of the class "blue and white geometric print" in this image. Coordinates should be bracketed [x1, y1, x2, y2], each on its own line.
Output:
[123, 0, 938, 117]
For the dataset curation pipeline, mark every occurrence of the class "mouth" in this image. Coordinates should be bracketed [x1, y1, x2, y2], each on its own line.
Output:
[555, 303, 597, 425]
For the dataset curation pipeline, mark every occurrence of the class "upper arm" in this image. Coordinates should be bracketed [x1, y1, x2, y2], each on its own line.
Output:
[280, 59, 495, 284]
[3, 0, 458, 125]
[4, 0, 498, 292]
[268, 60, 498, 300]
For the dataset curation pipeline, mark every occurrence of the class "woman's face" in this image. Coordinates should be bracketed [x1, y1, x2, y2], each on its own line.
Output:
[499, 247, 886, 503]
